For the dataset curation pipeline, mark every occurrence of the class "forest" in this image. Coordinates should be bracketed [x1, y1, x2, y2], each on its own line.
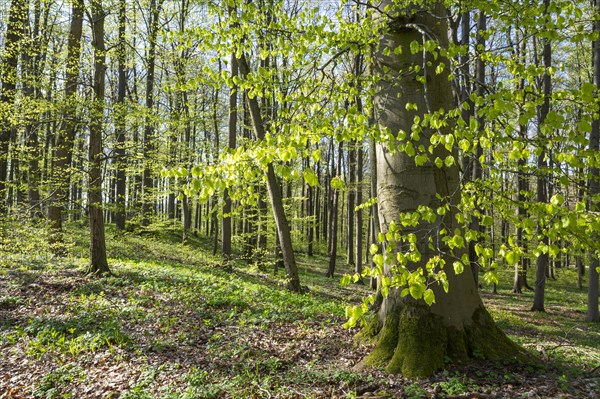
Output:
[0, 0, 599, 397]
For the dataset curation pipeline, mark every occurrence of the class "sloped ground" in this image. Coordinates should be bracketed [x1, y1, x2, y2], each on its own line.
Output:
[1, 224, 599, 398]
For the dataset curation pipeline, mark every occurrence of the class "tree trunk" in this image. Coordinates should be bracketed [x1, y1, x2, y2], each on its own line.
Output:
[328, 142, 342, 278]
[141, 0, 164, 226]
[347, 143, 356, 266]
[355, 140, 364, 277]
[362, 2, 522, 377]
[222, 47, 238, 261]
[47, 0, 83, 240]
[0, 0, 26, 209]
[88, 0, 110, 275]
[237, 54, 302, 292]
[532, 0, 552, 312]
[114, 0, 127, 231]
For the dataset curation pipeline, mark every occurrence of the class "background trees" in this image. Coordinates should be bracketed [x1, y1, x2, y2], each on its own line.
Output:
[0, 0, 598, 369]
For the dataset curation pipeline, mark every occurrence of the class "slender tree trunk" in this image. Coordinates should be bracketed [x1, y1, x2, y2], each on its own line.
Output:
[307, 163, 315, 256]
[328, 142, 342, 278]
[222, 47, 238, 261]
[0, 0, 26, 209]
[238, 54, 302, 292]
[141, 0, 164, 226]
[347, 143, 356, 266]
[114, 0, 127, 231]
[513, 44, 530, 293]
[355, 140, 364, 277]
[532, 0, 552, 311]
[88, 0, 110, 275]
[47, 0, 83, 240]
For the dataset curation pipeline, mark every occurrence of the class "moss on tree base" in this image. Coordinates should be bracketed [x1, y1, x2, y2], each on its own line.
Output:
[362, 304, 526, 378]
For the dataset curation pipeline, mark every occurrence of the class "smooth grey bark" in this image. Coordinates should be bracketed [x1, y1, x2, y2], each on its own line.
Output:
[328, 142, 342, 278]
[347, 143, 356, 266]
[88, 0, 110, 275]
[237, 54, 302, 292]
[532, 0, 552, 312]
[355, 140, 364, 276]
[222, 49, 238, 261]
[114, 0, 127, 231]
[141, 0, 164, 226]
[363, 1, 521, 377]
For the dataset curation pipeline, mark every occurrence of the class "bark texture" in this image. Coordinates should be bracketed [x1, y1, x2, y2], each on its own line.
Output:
[88, 0, 110, 275]
[237, 54, 302, 293]
[363, 2, 523, 377]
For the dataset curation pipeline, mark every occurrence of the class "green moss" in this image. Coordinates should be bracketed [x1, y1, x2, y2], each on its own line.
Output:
[465, 307, 527, 361]
[445, 325, 469, 363]
[364, 311, 399, 367]
[361, 304, 527, 378]
[355, 313, 381, 345]
[387, 306, 447, 377]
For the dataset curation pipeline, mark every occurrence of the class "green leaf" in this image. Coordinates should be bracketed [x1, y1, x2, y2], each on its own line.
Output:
[369, 244, 379, 255]
[410, 40, 420, 54]
[453, 261, 464, 274]
[550, 194, 565, 206]
[423, 289, 435, 305]
[505, 251, 519, 265]
[303, 169, 319, 187]
[331, 177, 345, 190]
[409, 283, 425, 299]
[191, 166, 203, 177]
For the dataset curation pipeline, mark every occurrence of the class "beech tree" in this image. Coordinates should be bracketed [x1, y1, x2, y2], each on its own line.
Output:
[357, 1, 523, 377]
[0, 0, 26, 210]
[88, 0, 110, 275]
[47, 0, 83, 240]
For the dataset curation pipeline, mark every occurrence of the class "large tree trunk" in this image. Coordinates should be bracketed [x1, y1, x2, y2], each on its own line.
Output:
[88, 0, 110, 275]
[362, 1, 522, 377]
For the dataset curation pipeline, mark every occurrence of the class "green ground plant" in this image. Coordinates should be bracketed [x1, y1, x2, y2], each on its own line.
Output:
[0, 220, 599, 397]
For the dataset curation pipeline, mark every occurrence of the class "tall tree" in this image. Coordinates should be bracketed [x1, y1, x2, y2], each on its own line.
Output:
[532, 0, 552, 312]
[88, 0, 110, 275]
[222, 5, 238, 261]
[113, 0, 128, 231]
[141, 0, 164, 226]
[361, 1, 522, 377]
[47, 0, 83, 239]
[238, 53, 302, 292]
[0, 0, 26, 209]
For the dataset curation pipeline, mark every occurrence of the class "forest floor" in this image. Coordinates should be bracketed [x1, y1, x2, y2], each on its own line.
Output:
[1, 221, 600, 398]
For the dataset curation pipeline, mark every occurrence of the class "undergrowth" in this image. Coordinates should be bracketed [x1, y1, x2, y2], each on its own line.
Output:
[1, 218, 599, 398]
